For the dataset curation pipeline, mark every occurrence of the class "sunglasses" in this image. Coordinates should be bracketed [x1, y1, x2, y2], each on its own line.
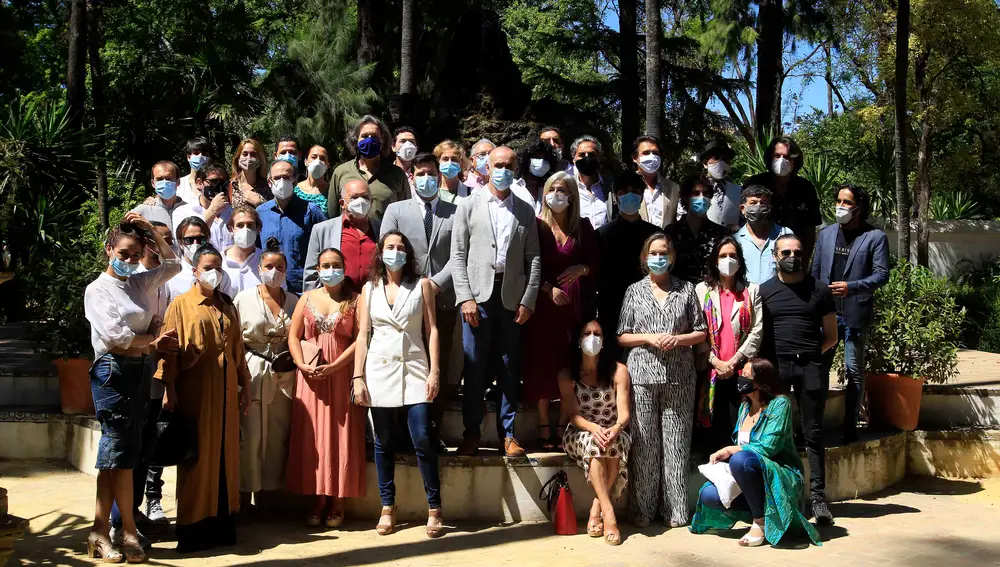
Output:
[180, 236, 208, 246]
[778, 249, 804, 258]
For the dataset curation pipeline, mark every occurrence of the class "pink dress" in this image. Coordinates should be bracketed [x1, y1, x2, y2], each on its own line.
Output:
[285, 300, 366, 497]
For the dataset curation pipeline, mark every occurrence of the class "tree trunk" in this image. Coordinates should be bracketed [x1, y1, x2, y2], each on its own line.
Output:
[893, 0, 912, 261]
[357, 0, 379, 67]
[825, 43, 834, 115]
[913, 47, 932, 268]
[644, 0, 661, 138]
[87, 0, 108, 230]
[66, 0, 87, 130]
[619, 0, 640, 150]
[398, 0, 415, 124]
[754, 0, 784, 139]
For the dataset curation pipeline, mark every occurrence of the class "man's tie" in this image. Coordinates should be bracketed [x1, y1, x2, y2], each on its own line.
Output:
[424, 202, 433, 243]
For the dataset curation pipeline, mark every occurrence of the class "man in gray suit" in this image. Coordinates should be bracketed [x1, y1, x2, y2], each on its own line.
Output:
[381, 152, 459, 451]
[451, 145, 541, 457]
[304, 179, 380, 291]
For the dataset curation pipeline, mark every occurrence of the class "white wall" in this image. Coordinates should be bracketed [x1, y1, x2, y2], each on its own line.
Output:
[881, 220, 1000, 278]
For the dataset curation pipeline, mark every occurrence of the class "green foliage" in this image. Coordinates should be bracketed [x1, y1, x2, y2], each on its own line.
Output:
[952, 257, 1000, 353]
[930, 191, 984, 220]
[730, 127, 772, 183]
[802, 156, 845, 224]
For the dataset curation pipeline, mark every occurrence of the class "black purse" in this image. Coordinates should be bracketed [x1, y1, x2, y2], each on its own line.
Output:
[146, 410, 197, 467]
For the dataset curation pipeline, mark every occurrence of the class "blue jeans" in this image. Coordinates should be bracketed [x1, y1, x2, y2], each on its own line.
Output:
[110, 358, 158, 527]
[698, 450, 766, 518]
[371, 403, 441, 509]
[824, 318, 868, 435]
[461, 280, 521, 439]
[91, 354, 148, 470]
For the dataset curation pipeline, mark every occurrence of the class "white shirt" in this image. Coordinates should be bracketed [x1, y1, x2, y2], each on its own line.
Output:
[134, 263, 170, 322]
[173, 201, 233, 252]
[572, 167, 609, 229]
[84, 259, 181, 358]
[165, 258, 237, 304]
[177, 175, 199, 206]
[707, 179, 742, 228]
[510, 178, 543, 215]
[221, 247, 263, 296]
[644, 184, 665, 227]
[487, 190, 516, 274]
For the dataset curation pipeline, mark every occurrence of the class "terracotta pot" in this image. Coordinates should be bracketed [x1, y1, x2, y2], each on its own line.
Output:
[865, 373, 925, 431]
[0, 515, 28, 567]
[54, 358, 94, 415]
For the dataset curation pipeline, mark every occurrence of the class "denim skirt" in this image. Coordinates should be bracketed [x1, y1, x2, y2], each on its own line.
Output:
[90, 353, 149, 470]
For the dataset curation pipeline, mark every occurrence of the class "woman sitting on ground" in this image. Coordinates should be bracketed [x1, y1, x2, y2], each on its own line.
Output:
[559, 320, 630, 546]
[690, 357, 820, 547]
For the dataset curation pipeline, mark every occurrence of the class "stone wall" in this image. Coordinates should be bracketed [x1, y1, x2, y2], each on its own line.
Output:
[881, 220, 1000, 278]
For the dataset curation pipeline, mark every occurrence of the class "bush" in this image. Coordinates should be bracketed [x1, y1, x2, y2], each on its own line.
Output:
[952, 256, 1000, 353]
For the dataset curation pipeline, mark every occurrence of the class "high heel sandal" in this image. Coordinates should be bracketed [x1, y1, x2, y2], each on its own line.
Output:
[738, 520, 767, 547]
[587, 514, 604, 538]
[122, 534, 147, 563]
[87, 531, 124, 563]
[324, 509, 344, 528]
[426, 508, 444, 538]
[603, 522, 622, 546]
[537, 425, 555, 451]
[375, 505, 397, 536]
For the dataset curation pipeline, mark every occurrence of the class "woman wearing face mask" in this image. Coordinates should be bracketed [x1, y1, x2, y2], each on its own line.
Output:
[330, 115, 409, 221]
[691, 358, 821, 547]
[617, 233, 707, 528]
[353, 231, 442, 538]
[511, 140, 558, 214]
[666, 176, 729, 284]
[559, 320, 631, 546]
[230, 138, 272, 208]
[156, 244, 252, 553]
[84, 213, 180, 563]
[286, 247, 365, 528]
[233, 238, 300, 516]
[222, 206, 264, 296]
[295, 145, 331, 212]
[521, 171, 598, 450]
[694, 236, 763, 446]
[433, 140, 471, 203]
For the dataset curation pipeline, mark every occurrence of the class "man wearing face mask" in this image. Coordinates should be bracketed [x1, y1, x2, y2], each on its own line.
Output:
[451, 146, 541, 458]
[595, 171, 658, 362]
[305, 179, 382, 292]
[132, 161, 188, 230]
[744, 137, 822, 258]
[173, 161, 236, 252]
[392, 126, 419, 190]
[569, 135, 612, 229]
[330, 115, 409, 221]
[811, 184, 889, 443]
[465, 138, 496, 191]
[510, 139, 558, 214]
[698, 140, 742, 229]
[257, 160, 328, 293]
[539, 126, 569, 171]
[632, 135, 681, 228]
[734, 185, 793, 285]
[666, 176, 728, 284]
[176, 138, 214, 205]
[166, 216, 233, 303]
[274, 135, 302, 177]
[759, 234, 839, 526]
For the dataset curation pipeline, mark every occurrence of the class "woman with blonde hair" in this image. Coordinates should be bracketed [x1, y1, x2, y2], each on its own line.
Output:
[230, 138, 272, 207]
[521, 171, 598, 450]
[433, 139, 471, 203]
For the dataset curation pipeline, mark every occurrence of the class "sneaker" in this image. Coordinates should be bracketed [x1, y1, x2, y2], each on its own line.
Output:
[110, 526, 151, 551]
[812, 499, 835, 526]
[146, 499, 167, 523]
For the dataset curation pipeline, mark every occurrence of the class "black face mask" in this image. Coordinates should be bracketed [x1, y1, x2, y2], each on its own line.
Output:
[743, 204, 771, 224]
[575, 155, 599, 176]
[777, 256, 803, 274]
[737, 375, 755, 395]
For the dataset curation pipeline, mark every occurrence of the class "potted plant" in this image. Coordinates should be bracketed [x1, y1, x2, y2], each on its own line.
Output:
[841, 260, 964, 430]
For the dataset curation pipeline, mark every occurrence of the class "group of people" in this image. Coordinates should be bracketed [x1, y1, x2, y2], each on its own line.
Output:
[83, 115, 891, 560]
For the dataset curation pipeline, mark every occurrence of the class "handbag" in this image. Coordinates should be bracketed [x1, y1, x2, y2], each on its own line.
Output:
[146, 410, 197, 467]
[299, 339, 325, 367]
[538, 471, 577, 535]
[246, 346, 297, 374]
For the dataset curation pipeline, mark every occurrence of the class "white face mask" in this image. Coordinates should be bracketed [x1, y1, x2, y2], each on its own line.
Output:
[307, 159, 328, 179]
[529, 158, 551, 178]
[347, 197, 371, 219]
[545, 191, 570, 213]
[706, 161, 729, 180]
[183, 243, 200, 262]
[836, 205, 855, 224]
[197, 268, 221, 290]
[233, 227, 257, 249]
[271, 178, 294, 200]
[581, 335, 603, 356]
[638, 154, 661, 174]
[718, 257, 739, 277]
[259, 267, 286, 288]
[772, 157, 792, 177]
[396, 141, 417, 162]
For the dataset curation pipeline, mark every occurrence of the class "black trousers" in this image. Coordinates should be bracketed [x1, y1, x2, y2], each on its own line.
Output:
[777, 355, 827, 502]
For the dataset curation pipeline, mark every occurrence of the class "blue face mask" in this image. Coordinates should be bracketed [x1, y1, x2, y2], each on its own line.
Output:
[382, 249, 407, 272]
[415, 175, 439, 199]
[475, 155, 489, 175]
[646, 254, 671, 275]
[491, 167, 514, 191]
[618, 192, 642, 215]
[277, 153, 298, 168]
[690, 196, 710, 215]
[319, 268, 345, 287]
[440, 161, 461, 179]
[357, 136, 381, 159]
[188, 154, 209, 171]
[154, 180, 177, 200]
[110, 256, 139, 277]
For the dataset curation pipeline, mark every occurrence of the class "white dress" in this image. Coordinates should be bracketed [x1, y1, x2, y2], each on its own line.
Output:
[363, 279, 430, 408]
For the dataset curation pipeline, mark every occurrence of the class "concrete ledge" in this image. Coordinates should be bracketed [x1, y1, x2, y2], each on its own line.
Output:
[907, 428, 1000, 479]
[920, 386, 1000, 428]
[820, 432, 906, 501]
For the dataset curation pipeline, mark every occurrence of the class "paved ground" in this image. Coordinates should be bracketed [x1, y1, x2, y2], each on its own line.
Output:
[3, 460, 999, 567]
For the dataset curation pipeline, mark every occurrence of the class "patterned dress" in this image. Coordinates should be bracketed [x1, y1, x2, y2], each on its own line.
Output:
[563, 381, 630, 500]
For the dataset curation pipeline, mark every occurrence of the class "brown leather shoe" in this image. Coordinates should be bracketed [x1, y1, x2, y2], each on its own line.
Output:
[456, 436, 479, 456]
[504, 437, 527, 458]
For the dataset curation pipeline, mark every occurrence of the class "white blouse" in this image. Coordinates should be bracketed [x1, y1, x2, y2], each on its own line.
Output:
[84, 259, 182, 358]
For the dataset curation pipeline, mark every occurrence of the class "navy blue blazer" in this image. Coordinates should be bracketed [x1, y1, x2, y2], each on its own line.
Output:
[810, 223, 890, 329]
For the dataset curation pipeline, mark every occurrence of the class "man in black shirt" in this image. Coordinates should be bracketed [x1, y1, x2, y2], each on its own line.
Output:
[760, 234, 839, 525]
[811, 185, 890, 443]
[666, 175, 728, 285]
[597, 171, 658, 357]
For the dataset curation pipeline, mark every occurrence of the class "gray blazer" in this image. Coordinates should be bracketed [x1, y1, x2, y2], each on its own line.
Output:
[451, 188, 541, 311]
[303, 216, 381, 291]
[380, 197, 458, 309]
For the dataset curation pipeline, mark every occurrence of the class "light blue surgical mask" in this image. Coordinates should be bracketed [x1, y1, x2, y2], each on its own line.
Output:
[646, 254, 671, 275]
[110, 257, 139, 277]
[277, 154, 298, 168]
[440, 161, 461, 179]
[382, 249, 407, 272]
[415, 175, 439, 199]
[475, 155, 489, 175]
[690, 196, 710, 216]
[617, 193, 642, 216]
[188, 154, 209, 171]
[490, 167, 514, 191]
[154, 180, 177, 200]
[319, 268, 345, 287]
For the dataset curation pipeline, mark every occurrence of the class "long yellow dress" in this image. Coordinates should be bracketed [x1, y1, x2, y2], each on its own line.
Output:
[155, 286, 250, 534]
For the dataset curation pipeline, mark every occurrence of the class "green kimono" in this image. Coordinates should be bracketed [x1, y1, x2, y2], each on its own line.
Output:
[689, 395, 821, 546]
